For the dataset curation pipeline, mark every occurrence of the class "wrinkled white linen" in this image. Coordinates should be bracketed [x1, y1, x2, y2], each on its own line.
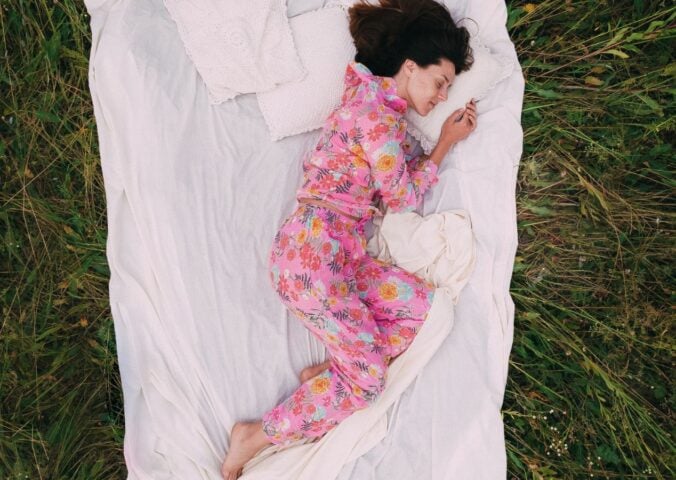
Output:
[239, 209, 476, 479]
[84, 0, 523, 478]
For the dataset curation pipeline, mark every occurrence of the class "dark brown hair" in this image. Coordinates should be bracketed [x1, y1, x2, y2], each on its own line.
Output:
[348, 0, 474, 77]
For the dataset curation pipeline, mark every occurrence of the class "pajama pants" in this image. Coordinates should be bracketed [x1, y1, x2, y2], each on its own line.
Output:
[261, 203, 435, 446]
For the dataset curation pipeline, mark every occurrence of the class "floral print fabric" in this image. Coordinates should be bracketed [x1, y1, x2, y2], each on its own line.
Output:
[261, 204, 435, 445]
[295, 61, 440, 220]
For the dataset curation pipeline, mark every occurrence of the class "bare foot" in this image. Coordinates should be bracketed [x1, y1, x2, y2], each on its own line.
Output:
[221, 421, 272, 480]
[299, 359, 331, 384]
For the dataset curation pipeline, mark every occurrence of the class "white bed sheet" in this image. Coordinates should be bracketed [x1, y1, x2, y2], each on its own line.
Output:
[85, 0, 524, 478]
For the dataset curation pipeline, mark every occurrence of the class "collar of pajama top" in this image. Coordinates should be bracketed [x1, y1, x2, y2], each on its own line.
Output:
[295, 60, 440, 221]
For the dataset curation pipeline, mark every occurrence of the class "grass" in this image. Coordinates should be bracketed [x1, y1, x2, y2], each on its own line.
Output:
[0, 0, 673, 478]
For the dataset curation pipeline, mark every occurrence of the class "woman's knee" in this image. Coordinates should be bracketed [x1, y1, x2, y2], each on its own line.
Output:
[359, 374, 388, 406]
[347, 356, 389, 406]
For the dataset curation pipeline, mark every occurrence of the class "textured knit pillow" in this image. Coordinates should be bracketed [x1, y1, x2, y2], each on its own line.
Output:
[404, 32, 515, 154]
[256, 6, 355, 141]
[163, 0, 306, 105]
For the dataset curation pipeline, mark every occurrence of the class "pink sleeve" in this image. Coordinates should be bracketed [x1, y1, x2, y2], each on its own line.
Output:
[356, 113, 439, 213]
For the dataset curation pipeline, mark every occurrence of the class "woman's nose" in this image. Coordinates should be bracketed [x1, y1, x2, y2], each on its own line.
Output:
[438, 90, 447, 101]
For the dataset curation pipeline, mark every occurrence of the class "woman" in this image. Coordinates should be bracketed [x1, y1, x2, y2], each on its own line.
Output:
[222, 1, 476, 478]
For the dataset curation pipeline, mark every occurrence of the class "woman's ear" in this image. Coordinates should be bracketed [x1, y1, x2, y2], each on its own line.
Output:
[403, 58, 417, 77]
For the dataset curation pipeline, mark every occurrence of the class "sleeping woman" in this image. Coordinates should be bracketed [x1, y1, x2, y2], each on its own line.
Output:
[222, 0, 476, 477]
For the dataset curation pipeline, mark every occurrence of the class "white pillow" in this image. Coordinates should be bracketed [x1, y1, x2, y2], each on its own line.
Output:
[404, 31, 515, 154]
[163, 0, 307, 105]
[256, 6, 355, 141]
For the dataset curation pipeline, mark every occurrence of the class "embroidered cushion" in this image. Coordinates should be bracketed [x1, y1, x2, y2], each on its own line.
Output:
[163, 0, 306, 104]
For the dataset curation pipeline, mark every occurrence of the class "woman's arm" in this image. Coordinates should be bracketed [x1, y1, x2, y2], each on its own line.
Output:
[356, 114, 439, 213]
[425, 137, 456, 168]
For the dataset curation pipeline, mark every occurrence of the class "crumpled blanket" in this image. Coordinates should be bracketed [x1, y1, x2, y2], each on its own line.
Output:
[238, 209, 476, 479]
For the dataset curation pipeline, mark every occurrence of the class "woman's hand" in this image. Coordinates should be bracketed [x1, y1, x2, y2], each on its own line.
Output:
[439, 99, 477, 146]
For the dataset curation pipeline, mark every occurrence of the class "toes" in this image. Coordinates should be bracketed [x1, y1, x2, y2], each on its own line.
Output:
[221, 462, 237, 480]
[223, 468, 238, 480]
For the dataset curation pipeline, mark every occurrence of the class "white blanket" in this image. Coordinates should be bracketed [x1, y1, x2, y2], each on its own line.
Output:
[84, 0, 524, 478]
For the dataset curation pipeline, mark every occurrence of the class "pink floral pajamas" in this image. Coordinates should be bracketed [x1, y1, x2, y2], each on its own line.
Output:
[261, 203, 435, 445]
[260, 60, 440, 445]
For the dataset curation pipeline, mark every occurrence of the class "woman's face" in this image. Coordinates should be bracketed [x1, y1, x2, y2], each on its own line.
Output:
[395, 58, 456, 116]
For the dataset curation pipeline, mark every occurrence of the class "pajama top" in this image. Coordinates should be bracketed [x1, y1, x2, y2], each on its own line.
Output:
[295, 61, 440, 220]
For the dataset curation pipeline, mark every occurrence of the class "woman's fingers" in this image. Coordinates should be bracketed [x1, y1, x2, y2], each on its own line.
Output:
[465, 112, 476, 130]
[450, 108, 465, 122]
[464, 106, 476, 121]
[464, 103, 477, 126]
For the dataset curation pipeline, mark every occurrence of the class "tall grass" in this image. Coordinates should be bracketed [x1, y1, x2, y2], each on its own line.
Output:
[504, 1, 674, 478]
[0, 0, 673, 478]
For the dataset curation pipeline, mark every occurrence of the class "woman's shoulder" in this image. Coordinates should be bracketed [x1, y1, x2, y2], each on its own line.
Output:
[353, 101, 404, 126]
[325, 96, 405, 141]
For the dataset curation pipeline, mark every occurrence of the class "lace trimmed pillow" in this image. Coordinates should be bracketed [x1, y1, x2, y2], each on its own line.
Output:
[404, 30, 515, 154]
[163, 0, 306, 105]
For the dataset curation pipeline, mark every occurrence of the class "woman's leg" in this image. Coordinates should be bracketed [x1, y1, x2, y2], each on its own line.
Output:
[261, 207, 390, 446]
[353, 254, 436, 361]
